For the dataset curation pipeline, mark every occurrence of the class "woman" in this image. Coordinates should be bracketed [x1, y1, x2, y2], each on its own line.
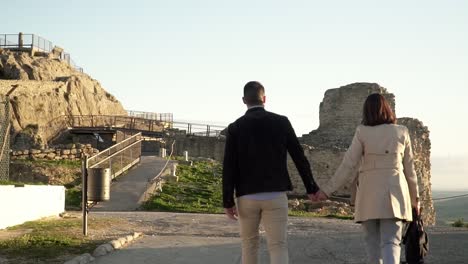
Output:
[319, 93, 420, 264]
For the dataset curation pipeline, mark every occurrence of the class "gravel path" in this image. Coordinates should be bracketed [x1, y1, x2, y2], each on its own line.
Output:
[90, 212, 468, 264]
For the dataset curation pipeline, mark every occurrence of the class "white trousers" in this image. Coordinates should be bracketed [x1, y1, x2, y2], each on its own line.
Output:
[361, 219, 404, 264]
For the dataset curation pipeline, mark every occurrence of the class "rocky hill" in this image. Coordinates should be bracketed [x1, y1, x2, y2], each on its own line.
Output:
[0, 49, 127, 149]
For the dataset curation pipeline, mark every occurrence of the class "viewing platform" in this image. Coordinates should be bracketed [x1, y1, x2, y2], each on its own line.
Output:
[0, 32, 83, 72]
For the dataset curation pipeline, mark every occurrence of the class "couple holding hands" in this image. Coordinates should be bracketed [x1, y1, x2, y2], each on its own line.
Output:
[222, 81, 420, 264]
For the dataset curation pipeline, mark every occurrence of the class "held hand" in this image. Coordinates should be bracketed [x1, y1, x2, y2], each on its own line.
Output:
[315, 190, 328, 201]
[308, 190, 328, 202]
[413, 201, 421, 216]
[307, 193, 318, 202]
[224, 206, 238, 221]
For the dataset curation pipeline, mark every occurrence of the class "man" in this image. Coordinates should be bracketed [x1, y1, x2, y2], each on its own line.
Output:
[222, 81, 322, 264]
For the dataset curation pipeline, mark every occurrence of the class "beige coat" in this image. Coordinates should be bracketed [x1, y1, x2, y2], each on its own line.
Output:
[321, 124, 419, 222]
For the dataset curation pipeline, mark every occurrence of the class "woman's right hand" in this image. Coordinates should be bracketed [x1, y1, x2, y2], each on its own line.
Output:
[413, 200, 421, 216]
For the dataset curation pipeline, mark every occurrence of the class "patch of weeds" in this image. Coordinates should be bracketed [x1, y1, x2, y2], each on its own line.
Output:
[65, 187, 82, 210]
[142, 160, 223, 214]
[0, 217, 119, 262]
[452, 218, 468, 228]
[288, 209, 353, 220]
[15, 159, 81, 169]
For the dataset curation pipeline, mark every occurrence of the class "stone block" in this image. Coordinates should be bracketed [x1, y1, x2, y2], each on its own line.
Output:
[102, 243, 114, 253]
[110, 239, 122, 249]
[30, 149, 41, 154]
[70, 149, 78, 154]
[61, 149, 71, 155]
[93, 244, 112, 257]
[118, 237, 127, 246]
[68, 154, 76, 159]
[17, 155, 28, 160]
[66, 143, 76, 149]
[46, 153, 56, 159]
[35, 153, 47, 159]
[78, 253, 94, 264]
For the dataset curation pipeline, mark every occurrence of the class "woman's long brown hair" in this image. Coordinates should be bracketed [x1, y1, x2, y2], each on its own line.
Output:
[362, 93, 396, 126]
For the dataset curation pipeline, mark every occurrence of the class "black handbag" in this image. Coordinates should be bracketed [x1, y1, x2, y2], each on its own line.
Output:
[402, 209, 429, 264]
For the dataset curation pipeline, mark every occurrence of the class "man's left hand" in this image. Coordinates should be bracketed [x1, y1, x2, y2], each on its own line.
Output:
[224, 206, 238, 221]
[315, 190, 328, 201]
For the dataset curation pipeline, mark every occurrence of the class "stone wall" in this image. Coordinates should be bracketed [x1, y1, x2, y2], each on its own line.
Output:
[398, 118, 435, 224]
[10, 143, 98, 161]
[167, 136, 225, 161]
[294, 83, 435, 225]
[302, 83, 395, 148]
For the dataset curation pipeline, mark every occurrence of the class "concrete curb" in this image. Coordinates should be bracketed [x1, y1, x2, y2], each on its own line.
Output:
[63, 232, 143, 264]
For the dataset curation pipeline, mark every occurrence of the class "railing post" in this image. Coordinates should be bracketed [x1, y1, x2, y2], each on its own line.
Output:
[82, 155, 89, 236]
[18, 32, 23, 48]
[108, 148, 112, 177]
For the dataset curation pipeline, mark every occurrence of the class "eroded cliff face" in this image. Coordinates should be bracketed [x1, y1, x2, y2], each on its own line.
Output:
[291, 83, 435, 225]
[0, 49, 127, 148]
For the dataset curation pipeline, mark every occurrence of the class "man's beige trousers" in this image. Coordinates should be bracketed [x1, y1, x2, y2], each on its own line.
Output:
[236, 194, 289, 264]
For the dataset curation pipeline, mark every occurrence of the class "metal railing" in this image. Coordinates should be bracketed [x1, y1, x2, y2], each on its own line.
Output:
[66, 115, 225, 137]
[62, 53, 84, 73]
[39, 114, 225, 148]
[87, 132, 142, 179]
[169, 121, 225, 137]
[0, 33, 53, 52]
[127, 110, 173, 124]
[0, 95, 10, 181]
[0, 33, 83, 72]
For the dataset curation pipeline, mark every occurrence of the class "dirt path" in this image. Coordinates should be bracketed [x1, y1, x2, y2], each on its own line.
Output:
[90, 212, 468, 264]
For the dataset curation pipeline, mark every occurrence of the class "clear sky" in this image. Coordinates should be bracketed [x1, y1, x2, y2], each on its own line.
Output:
[3, 0, 468, 189]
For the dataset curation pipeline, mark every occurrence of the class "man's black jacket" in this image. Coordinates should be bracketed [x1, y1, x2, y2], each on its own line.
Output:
[222, 107, 319, 208]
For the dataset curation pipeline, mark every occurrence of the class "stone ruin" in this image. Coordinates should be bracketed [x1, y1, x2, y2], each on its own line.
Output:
[288, 83, 435, 225]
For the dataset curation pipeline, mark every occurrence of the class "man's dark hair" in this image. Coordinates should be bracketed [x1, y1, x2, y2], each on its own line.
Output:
[243, 81, 265, 105]
[362, 93, 396, 126]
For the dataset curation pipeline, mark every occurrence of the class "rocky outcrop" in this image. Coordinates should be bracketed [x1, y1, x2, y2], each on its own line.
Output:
[0, 49, 127, 149]
[291, 83, 435, 225]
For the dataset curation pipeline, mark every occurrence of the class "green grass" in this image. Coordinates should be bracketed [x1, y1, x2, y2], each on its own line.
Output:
[142, 160, 353, 220]
[0, 180, 42, 185]
[452, 218, 468, 228]
[65, 188, 82, 210]
[288, 209, 353, 220]
[14, 159, 81, 168]
[0, 217, 118, 262]
[142, 160, 223, 213]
